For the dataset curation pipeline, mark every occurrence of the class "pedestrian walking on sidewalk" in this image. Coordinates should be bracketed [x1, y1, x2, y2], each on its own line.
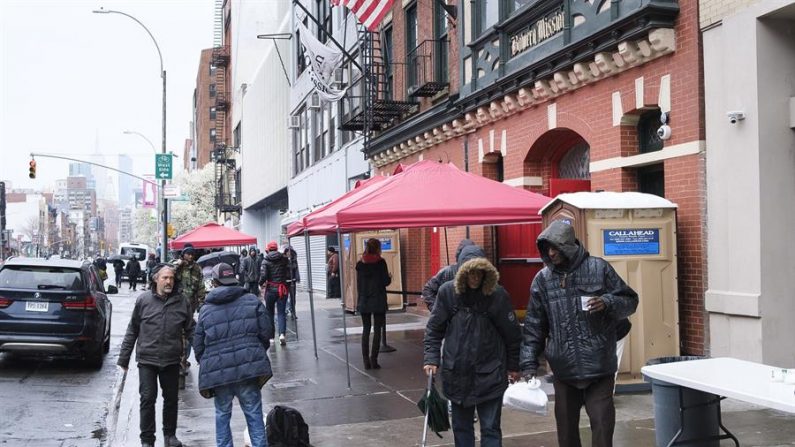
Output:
[260, 241, 290, 346]
[356, 238, 391, 370]
[112, 257, 125, 288]
[194, 262, 273, 447]
[423, 246, 522, 447]
[126, 255, 141, 291]
[284, 245, 300, 320]
[520, 220, 638, 447]
[118, 264, 195, 447]
[242, 249, 260, 296]
[173, 244, 206, 377]
[326, 246, 340, 298]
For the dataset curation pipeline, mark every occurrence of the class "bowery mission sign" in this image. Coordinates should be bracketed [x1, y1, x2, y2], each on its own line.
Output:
[510, 7, 566, 58]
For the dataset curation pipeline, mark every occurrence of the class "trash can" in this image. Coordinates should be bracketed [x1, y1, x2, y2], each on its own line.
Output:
[645, 356, 720, 447]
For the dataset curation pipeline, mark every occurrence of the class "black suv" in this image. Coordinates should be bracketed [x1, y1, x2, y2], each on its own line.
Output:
[0, 257, 117, 368]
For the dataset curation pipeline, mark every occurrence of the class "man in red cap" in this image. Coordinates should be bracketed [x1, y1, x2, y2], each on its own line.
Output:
[259, 241, 290, 345]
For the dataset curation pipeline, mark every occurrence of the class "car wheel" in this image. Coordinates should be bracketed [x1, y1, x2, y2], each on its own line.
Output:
[85, 342, 104, 369]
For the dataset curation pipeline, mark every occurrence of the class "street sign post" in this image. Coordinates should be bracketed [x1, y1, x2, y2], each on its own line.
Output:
[155, 154, 173, 180]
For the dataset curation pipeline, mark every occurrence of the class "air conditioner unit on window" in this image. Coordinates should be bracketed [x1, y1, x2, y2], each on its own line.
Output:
[309, 93, 322, 110]
[333, 68, 346, 87]
[288, 115, 301, 129]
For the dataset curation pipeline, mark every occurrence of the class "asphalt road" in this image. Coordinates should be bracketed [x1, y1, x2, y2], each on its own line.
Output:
[0, 272, 138, 447]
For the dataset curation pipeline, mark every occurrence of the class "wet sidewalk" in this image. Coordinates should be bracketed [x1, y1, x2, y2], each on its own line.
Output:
[111, 290, 795, 446]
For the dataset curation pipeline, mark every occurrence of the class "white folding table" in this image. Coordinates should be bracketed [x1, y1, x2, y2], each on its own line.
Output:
[641, 357, 795, 446]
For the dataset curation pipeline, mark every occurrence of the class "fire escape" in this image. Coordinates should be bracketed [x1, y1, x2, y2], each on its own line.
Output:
[339, 25, 417, 155]
[211, 0, 240, 215]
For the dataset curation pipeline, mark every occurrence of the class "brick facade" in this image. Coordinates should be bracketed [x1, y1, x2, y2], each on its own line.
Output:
[374, 0, 707, 354]
[194, 48, 215, 170]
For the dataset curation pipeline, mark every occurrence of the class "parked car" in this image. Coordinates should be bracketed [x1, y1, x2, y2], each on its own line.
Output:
[0, 257, 117, 368]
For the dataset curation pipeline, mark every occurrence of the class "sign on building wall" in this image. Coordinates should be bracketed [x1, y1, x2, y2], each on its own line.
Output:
[510, 7, 566, 58]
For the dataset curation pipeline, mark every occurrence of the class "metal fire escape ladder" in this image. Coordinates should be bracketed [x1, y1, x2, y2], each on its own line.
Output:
[211, 0, 240, 215]
[340, 24, 416, 155]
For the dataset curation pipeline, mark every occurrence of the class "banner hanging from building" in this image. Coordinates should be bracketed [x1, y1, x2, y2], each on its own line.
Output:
[142, 175, 157, 209]
[297, 21, 347, 102]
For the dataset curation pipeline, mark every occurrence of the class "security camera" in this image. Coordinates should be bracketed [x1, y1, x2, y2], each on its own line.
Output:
[657, 124, 672, 140]
[727, 111, 746, 124]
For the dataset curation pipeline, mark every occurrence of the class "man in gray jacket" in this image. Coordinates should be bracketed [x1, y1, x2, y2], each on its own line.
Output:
[520, 220, 638, 447]
[118, 264, 195, 447]
[421, 239, 474, 311]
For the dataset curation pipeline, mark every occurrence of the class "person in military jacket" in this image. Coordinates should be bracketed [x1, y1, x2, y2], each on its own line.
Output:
[172, 244, 206, 376]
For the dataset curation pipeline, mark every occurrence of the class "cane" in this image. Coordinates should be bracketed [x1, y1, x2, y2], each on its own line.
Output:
[421, 372, 433, 447]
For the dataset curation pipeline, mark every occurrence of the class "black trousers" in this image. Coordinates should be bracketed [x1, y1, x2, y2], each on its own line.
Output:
[360, 313, 385, 361]
[138, 363, 180, 444]
[553, 375, 616, 447]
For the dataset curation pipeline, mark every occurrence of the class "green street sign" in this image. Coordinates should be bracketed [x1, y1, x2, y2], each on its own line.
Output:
[155, 153, 173, 180]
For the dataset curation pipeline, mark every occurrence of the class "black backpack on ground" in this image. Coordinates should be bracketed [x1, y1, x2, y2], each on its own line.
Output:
[266, 405, 311, 447]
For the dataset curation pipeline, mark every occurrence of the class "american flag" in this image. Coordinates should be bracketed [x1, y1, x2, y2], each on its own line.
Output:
[331, 0, 395, 31]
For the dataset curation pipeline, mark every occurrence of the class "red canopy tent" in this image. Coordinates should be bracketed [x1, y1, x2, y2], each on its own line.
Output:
[286, 175, 386, 237]
[336, 160, 551, 231]
[169, 222, 257, 250]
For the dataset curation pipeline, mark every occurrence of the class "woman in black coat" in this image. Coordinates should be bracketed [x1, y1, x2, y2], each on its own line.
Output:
[356, 238, 391, 369]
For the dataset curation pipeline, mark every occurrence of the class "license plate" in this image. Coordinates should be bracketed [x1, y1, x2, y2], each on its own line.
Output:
[25, 301, 48, 312]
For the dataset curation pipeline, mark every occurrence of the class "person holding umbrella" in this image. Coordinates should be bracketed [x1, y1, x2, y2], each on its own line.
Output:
[423, 245, 522, 447]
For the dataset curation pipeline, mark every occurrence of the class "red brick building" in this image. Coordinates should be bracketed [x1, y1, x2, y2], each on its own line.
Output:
[365, 0, 706, 354]
[191, 48, 216, 171]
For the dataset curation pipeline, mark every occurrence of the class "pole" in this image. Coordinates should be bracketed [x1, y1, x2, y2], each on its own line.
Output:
[161, 69, 168, 262]
[337, 229, 351, 389]
[304, 231, 319, 359]
[29, 153, 158, 186]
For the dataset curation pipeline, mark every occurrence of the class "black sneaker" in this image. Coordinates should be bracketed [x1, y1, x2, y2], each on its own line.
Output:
[164, 435, 183, 447]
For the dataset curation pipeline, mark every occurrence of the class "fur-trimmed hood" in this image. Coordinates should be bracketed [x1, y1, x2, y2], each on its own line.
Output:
[454, 257, 500, 296]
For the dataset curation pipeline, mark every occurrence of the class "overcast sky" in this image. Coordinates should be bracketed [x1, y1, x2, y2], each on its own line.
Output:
[0, 0, 215, 195]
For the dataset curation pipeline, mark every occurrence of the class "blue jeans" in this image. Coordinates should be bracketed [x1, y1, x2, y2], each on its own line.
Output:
[214, 379, 267, 447]
[265, 288, 287, 338]
[451, 396, 503, 447]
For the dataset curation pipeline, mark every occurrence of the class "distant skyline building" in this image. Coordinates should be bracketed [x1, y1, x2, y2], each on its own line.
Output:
[117, 155, 134, 209]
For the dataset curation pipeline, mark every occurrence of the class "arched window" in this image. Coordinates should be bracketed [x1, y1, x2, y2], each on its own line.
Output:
[558, 142, 590, 179]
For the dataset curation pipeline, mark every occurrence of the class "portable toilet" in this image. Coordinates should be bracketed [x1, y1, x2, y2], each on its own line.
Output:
[540, 192, 679, 385]
[342, 230, 404, 313]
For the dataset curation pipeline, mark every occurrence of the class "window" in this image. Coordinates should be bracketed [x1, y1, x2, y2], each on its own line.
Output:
[382, 27, 394, 100]
[313, 104, 326, 162]
[293, 108, 311, 175]
[233, 123, 241, 147]
[296, 26, 307, 76]
[329, 115, 336, 152]
[638, 110, 664, 153]
[508, 0, 534, 15]
[434, 2, 449, 84]
[405, 4, 418, 93]
[638, 164, 664, 197]
[474, 0, 499, 36]
[210, 128, 217, 142]
[209, 107, 217, 120]
[316, 0, 332, 43]
[209, 83, 216, 97]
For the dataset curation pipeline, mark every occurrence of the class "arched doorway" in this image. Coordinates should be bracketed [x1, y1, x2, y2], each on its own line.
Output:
[497, 129, 592, 316]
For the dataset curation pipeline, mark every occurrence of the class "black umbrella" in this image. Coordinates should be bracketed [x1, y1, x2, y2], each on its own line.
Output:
[196, 250, 240, 268]
[108, 254, 129, 262]
[417, 373, 450, 444]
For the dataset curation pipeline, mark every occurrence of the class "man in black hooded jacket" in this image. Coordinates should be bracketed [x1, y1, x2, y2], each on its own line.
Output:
[520, 220, 638, 447]
[421, 239, 474, 311]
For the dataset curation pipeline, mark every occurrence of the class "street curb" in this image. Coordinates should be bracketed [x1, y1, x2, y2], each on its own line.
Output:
[105, 367, 127, 446]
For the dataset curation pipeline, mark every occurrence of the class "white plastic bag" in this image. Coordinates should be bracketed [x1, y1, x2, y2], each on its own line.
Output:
[502, 378, 549, 415]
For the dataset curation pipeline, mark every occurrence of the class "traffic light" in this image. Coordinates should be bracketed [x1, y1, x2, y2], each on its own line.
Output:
[28, 159, 36, 179]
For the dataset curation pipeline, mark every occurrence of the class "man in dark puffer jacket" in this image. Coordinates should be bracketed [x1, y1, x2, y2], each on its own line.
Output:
[194, 262, 273, 447]
[424, 245, 522, 447]
[520, 220, 638, 447]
